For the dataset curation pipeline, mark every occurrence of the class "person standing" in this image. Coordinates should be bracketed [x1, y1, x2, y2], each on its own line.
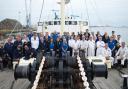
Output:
[4, 37, 14, 68]
[31, 32, 39, 51]
[96, 36, 105, 56]
[61, 39, 68, 57]
[72, 35, 80, 57]
[79, 35, 88, 57]
[13, 34, 23, 60]
[55, 37, 62, 57]
[68, 36, 74, 56]
[108, 36, 117, 57]
[88, 36, 95, 56]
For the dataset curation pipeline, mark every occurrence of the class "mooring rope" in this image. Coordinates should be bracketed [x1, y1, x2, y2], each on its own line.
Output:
[31, 57, 45, 89]
[77, 56, 90, 89]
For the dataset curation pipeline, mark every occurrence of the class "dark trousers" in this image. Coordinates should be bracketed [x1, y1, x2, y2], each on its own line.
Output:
[0, 62, 3, 70]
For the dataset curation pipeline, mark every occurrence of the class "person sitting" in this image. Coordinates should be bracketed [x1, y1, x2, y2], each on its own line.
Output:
[23, 44, 37, 60]
[115, 42, 128, 67]
[61, 39, 68, 57]
[103, 43, 114, 66]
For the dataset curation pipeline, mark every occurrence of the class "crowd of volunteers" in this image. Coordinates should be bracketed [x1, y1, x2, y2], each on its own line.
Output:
[0, 29, 128, 70]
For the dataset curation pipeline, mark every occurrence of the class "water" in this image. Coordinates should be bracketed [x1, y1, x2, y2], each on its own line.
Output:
[90, 26, 128, 44]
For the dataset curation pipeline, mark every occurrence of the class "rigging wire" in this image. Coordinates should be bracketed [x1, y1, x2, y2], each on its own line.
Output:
[25, 0, 28, 26]
[25, 0, 32, 27]
[80, 0, 84, 20]
[29, 0, 32, 26]
[69, 0, 74, 18]
[90, 0, 104, 26]
[3, 22, 19, 45]
[84, 0, 90, 27]
[67, 0, 73, 32]
[38, 0, 45, 22]
[89, 0, 106, 33]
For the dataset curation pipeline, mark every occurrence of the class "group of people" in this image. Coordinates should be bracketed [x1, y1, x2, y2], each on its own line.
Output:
[0, 29, 128, 70]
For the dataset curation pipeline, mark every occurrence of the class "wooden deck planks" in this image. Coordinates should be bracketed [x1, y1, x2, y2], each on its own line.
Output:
[0, 69, 30, 89]
[93, 68, 128, 89]
[0, 68, 127, 89]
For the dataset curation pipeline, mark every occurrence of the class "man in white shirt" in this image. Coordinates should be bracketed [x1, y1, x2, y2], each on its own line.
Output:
[96, 36, 105, 56]
[88, 36, 95, 56]
[103, 43, 114, 66]
[68, 36, 75, 56]
[31, 32, 39, 50]
[117, 35, 122, 46]
[79, 35, 88, 57]
[115, 42, 128, 65]
[72, 36, 80, 57]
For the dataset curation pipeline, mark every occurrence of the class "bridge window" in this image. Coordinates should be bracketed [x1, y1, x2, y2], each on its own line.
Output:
[72, 21, 77, 25]
[45, 22, 48, 25]
[65, 21, 69, 25]
[83, 21, 88, 26]
[54, 21, 60, 25]
[69, 21, 72, 25]
[54, 21, 57, 25]
[48, 21, 54, 25]
[38, 22, 43, 26]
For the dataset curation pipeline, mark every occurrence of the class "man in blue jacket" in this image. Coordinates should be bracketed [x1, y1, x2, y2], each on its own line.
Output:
[13, 35, 23, 60]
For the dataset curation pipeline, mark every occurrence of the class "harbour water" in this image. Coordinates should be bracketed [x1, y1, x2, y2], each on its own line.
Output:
[90, 26, 128, 44]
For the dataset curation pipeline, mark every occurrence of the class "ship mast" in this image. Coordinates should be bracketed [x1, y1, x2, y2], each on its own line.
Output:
[57, 0, 70, 35]
[60, 0, 65, 35]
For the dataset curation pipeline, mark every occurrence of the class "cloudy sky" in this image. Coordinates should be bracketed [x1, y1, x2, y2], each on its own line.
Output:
[0, 0, 128, 26]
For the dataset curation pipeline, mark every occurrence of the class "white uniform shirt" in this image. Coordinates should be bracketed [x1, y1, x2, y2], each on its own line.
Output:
[68, 39, 75, 48]
[80, 40, 88, 50]
[88, 40, 95, 56]
[116, 47, 128, 58]
[88, 40, 95, 49]
[31, 36, 39, 50]
[96, 41, 105, 56]
[96, 41, 105, 48]
[103, 47, 112, 57]
[72, 40, 80, 50]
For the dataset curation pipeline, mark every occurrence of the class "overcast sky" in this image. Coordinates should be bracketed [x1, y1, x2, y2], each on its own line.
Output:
[0, 0, 128, 26]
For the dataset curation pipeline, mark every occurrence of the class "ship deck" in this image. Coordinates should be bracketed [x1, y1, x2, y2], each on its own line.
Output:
[0, 68, 127, 89]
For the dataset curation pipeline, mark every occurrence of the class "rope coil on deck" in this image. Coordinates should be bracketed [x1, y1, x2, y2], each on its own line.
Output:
[14, 63, 31, 80]
[31, 57, 45, 89]
[77, 56, 90, 89]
